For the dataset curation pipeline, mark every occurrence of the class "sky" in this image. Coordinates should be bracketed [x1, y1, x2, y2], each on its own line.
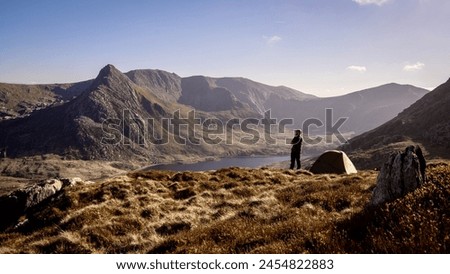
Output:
[0, 0, 449, 97]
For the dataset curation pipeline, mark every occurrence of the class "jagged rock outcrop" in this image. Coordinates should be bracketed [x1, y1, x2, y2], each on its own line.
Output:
[0, 177, 86, 230]
[371, 145, 426, 206]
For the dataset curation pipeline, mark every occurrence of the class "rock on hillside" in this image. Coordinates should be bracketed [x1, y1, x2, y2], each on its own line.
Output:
[371, 145, 426, 206]
[0, 177, 88, 230]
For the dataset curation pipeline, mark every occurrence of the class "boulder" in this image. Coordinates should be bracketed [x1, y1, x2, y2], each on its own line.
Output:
[0, 177, 87, 230]
[370, 145, 426, 206]
[23, 179, 63, 208]
[61, 177, 84, 187]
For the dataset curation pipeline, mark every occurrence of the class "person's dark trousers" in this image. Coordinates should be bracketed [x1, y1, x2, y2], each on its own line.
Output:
[290, 151, 301, 169]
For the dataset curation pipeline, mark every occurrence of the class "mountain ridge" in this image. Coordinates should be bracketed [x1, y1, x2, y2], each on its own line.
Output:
[268, 82, 429, 134]
[0, 64, 432, 162]
[0, 65, 278, 161]
[343, 78, 450, 168]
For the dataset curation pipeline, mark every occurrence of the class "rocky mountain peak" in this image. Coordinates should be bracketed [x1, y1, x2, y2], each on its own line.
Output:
[91, 64, 129, 89]
[99, 64, 119, 76]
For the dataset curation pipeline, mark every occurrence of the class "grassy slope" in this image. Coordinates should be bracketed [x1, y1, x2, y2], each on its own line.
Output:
[0, 163, 448, 254]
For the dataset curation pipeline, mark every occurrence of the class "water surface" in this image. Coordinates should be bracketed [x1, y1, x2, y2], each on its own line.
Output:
[144, 155, 293, 172]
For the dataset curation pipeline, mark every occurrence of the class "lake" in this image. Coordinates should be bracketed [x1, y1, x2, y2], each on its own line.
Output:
[143, 155, 293, 172]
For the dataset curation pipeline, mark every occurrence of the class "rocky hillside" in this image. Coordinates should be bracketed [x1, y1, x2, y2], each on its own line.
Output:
[179, 76, 246, 112]
[0, 81, 91, 121]
[210, 77, 316, 114]
[0, 65, 278, 162]
[0, 65, 183, 160]
[343, 78, 450, 169]
[125, 69, 182, 102]
[178, 75, 316, 114]
[0, 162, 448, 253]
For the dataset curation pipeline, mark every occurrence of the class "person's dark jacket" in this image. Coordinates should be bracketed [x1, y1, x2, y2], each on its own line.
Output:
[291, 136, 302, 153]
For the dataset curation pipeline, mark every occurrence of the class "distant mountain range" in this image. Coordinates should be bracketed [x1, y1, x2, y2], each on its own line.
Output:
[178, 76, 316, 113]
[343, 77, 450, 169]
[267, 83, 428, 135]
[0, 64, 430, 162]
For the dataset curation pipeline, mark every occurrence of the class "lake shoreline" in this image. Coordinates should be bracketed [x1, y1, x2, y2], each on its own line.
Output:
[140, 153, 316, 172]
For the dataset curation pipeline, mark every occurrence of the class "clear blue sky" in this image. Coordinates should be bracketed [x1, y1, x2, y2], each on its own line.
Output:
[1, 0, 449, 96]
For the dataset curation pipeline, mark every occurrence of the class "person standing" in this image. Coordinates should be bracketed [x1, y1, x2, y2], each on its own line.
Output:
[290, 130, 302, 169]
[0, 147, 6, 159]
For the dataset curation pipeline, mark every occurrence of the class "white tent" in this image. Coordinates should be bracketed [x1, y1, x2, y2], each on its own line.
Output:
[309, 150, 357, 175]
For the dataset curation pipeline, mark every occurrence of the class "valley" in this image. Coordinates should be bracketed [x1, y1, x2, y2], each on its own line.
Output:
[0, 64, 449, 254]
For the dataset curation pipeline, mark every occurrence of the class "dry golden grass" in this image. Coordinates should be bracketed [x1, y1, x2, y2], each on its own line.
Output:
[326, 162, 450, 253]
[0, 163, 448, 254]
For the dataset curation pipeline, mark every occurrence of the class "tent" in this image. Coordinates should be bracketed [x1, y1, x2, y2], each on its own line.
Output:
[309, 150, 357, 175]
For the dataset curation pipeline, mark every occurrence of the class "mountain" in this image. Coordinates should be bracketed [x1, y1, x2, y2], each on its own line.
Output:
[125, 69, 182, 102]
[178, 76, 316, 114]
[0, 64, 430, 162]
[207, 77, 317, 113]
[268, 83, 428, 135]
[0, 81, 91, 120]
[0, 65, 169, 160]
[178, 76, 245, 112]
[175, 77, 427, 135]
[0, 65, 274, 162]
[343, 78, 450, 169]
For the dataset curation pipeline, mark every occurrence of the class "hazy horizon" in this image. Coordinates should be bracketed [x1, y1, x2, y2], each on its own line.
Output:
[1, 0, 449, 96]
